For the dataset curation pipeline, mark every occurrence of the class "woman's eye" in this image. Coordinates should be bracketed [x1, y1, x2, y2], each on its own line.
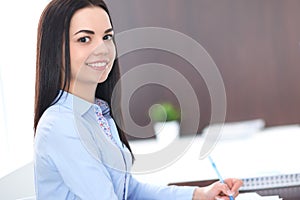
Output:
[103, 34, 113, 41]
[78, 36, 90, 43]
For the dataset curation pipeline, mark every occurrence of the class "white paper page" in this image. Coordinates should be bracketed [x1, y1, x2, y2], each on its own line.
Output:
[260, 196, 282, 200]
[236, 192, 262, 200]
[236, 192, 281, 200]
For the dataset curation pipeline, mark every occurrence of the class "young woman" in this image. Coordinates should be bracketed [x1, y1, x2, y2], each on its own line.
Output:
[34, 0, 242, 199]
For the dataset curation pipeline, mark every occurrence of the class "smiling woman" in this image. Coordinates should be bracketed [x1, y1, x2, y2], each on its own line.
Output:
[33, 0, 242, 199]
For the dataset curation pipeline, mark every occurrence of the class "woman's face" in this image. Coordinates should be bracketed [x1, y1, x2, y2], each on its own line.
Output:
[69, 6, 116, 89]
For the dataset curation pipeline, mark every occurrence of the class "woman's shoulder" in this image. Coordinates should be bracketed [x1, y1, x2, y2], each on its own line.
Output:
[42, 102, 74, 121]
[36, 104, 76, 139]
[35, 105, 81, 154]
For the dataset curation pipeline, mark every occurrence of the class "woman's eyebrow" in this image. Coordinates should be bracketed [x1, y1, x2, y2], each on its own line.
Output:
[74, 29, 95, 35]
[73, 28, 113, 35]
[104, 28, 113, 33]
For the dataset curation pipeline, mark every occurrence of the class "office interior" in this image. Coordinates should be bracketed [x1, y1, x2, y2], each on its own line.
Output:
[0, 0, 299, 199]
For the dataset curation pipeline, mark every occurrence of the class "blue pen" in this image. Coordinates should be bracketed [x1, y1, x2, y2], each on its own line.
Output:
[208, 156, 234, 200]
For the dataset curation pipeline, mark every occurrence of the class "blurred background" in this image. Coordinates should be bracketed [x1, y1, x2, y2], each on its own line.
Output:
[0, 0, 49, 178]
[106, 0, 300, 138]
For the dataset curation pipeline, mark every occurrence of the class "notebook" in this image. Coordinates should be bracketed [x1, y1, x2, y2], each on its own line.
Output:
[240, 173, 300, 191]
[237, 192, 282, 200]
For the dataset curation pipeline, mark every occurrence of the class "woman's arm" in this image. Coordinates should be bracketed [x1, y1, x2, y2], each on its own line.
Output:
[127, 175, 197, 200]
[126, 171, 242, 200]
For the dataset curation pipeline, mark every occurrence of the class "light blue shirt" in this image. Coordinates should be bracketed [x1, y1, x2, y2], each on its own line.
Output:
[34, 91, 196, 199]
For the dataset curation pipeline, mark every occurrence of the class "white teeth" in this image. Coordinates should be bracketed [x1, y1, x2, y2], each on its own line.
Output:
[87, 62, 107, 67]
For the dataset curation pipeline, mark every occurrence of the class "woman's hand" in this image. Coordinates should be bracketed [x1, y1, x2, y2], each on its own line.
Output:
[192, 178, 243, 200]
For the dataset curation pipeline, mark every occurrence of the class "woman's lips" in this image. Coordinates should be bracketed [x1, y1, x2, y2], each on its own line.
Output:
[86, 61, 109, 71]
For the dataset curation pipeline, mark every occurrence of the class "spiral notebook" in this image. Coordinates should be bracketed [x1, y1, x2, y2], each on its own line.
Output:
[240, 173, 300, 191]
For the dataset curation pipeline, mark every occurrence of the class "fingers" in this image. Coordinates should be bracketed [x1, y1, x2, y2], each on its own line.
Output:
[215, 195, 235, 200]
[213, 182, 235, 197]
[199, 179, 243, 200]
[224, 178, 243, 195]
[215, 195, 230, 200]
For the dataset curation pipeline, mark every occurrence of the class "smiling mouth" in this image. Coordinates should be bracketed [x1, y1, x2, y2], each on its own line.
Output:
[86, 61, 108, 70]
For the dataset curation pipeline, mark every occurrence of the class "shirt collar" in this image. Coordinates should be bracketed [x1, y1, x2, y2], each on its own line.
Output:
[57, 90, 94, 115]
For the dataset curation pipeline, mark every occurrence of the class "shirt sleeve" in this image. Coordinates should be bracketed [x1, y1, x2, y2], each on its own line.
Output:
[127, 175, 197, 200]
[34, 111, 119, 200]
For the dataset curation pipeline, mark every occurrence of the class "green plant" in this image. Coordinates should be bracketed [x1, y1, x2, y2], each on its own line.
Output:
[149, 102, 181, 122]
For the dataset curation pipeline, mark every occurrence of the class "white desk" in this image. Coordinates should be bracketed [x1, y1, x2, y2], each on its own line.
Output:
[129, 124, 300, 186]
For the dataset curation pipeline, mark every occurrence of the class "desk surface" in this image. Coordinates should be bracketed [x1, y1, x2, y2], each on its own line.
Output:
[253, 186, 300, 200]
[130, 124, 300, 198]
[169, 179, 300, 200]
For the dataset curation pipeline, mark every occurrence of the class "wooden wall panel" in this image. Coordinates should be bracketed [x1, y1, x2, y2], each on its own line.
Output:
[106, 0, 300, 138]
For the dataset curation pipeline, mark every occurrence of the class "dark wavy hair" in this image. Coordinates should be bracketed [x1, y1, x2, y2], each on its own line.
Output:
[34, 0, 133, 158]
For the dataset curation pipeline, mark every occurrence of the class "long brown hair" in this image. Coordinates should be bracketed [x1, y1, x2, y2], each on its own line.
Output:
[34, 0, 133, 158]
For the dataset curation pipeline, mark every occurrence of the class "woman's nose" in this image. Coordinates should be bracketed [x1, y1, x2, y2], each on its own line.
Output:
[93, 40, 109, 56]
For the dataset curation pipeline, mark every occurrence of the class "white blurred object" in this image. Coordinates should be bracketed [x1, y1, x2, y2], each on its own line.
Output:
[154, 121, 180, 146]
[202, 119, 265, 140]
[0, 162, 35, 200]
